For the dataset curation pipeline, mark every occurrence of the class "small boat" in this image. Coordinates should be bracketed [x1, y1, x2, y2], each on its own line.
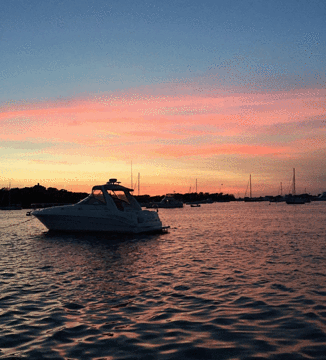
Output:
[316, 192, 326, 201]
[286, 197, 306, 205]
[32, 179, 168, 233]
[146, 194, 183, 208]
[190, 203, 201, 207]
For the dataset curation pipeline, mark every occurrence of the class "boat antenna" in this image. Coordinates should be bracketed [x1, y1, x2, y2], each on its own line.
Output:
[138, 173, 140, 196]
[131, 160, 133, 189]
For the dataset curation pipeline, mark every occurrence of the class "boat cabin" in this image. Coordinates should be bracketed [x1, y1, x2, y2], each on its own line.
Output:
[77, 179, 142, 212]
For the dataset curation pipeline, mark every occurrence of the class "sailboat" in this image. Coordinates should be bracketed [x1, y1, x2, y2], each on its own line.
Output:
[286, 168, 305, 205]
[244, 174, 253, 201]
[269, 182, 286, 203]
[244, 174, 263, 202]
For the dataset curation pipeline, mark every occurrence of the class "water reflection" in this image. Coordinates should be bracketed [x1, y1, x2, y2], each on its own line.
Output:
[1, 204, 326, 359]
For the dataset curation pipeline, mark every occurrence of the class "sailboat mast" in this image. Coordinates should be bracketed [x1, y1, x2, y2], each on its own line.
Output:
[293, 168, 296, 196]
[131, 161, 133, 189]
[9, 182, 11, 207]
[250, 174, 252, 198]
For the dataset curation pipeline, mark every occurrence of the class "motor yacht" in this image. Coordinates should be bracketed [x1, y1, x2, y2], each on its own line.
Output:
[145, 194, 184, 209]
[32, 179, 167, 233]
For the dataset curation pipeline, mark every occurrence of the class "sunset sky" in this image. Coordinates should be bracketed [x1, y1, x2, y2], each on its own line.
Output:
[1, 0, 325, 196]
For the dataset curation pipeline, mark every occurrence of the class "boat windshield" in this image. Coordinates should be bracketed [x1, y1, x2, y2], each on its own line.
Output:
[93, 189, 106, 203]
[106, 189, 132, 211]
[106, 190, 129, 202]
[78, 189, 106, 205]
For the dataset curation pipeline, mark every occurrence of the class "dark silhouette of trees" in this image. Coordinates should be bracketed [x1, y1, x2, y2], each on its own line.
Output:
[0, 184, 236, 209]
[0, 184, 88, 209]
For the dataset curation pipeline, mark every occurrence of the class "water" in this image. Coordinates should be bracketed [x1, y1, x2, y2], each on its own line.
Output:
[1, 202, 326, 359]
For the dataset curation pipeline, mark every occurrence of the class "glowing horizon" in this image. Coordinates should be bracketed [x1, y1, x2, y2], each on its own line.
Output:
[1, 87, 325, 196]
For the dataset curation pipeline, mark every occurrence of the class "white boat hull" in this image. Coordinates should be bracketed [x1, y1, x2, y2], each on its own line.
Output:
[33, 207, 163, 234]
[34, 213, 163, 233]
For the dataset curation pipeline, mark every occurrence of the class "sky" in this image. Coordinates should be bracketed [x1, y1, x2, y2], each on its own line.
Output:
[1, 0, 325, 196]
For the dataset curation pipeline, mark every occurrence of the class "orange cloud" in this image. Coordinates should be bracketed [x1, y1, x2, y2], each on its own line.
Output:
[1, 87, 325, 195]
[152, 143, 292, 158]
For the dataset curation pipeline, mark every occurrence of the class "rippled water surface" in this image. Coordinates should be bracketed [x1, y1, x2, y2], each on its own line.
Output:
[1, 202, 326, 359]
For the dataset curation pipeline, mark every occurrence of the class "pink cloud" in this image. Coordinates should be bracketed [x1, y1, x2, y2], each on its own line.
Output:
[1, 86, 325, 196]
[152, 143, 292, 159]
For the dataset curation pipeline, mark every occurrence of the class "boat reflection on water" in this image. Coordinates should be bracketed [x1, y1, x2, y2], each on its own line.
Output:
[32, 179, 169, 234]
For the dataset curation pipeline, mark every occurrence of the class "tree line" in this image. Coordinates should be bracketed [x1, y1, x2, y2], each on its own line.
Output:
[1, 184, 235, 209]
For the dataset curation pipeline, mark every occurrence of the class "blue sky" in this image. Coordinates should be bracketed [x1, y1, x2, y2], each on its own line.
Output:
[1, 0, 325, 101]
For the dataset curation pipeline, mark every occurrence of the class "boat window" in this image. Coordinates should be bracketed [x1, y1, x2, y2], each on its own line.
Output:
[105, 189, 131, 211]
[106, 190, 130, 204]
[78, 192, 106, 205]
[92, 189, 106, 204]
